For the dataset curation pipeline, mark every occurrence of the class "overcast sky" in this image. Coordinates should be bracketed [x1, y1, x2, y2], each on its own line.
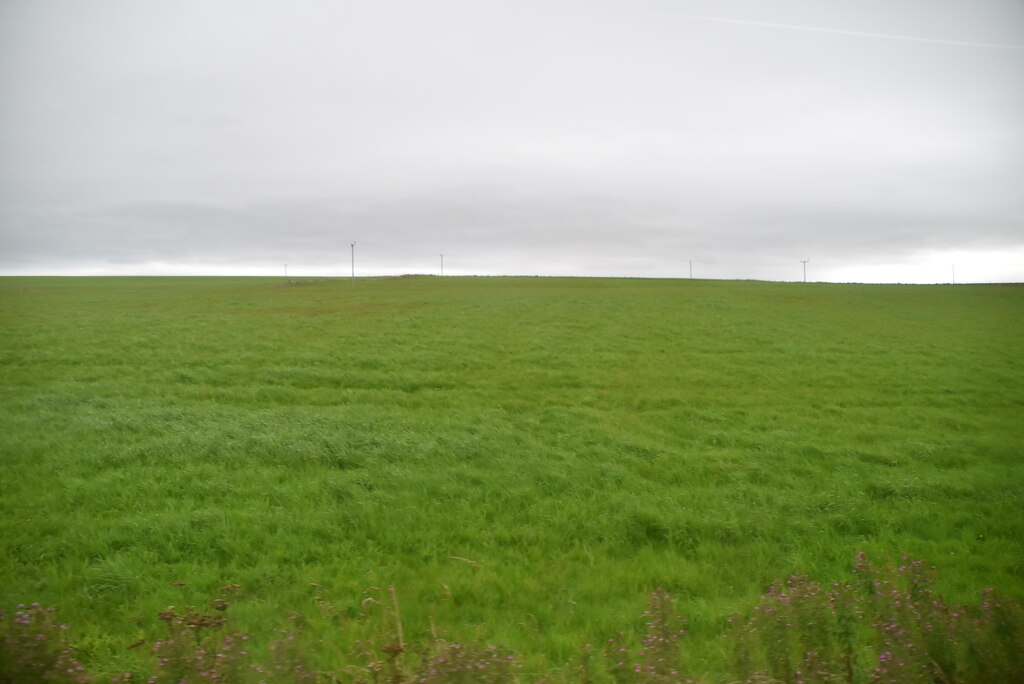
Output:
[2, 0, 1022, 282]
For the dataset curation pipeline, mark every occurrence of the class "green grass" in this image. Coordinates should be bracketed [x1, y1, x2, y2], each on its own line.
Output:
[1, 275, 1022, 678]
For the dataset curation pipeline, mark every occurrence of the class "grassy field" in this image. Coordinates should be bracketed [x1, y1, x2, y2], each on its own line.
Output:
[1, 275, 1022, 679]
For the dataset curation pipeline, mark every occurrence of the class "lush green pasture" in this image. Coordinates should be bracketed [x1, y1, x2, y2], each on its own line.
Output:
[1, 276, 1022, 677]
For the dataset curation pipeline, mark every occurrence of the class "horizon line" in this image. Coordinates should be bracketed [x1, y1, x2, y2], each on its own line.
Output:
[0, 273, 1019, 286]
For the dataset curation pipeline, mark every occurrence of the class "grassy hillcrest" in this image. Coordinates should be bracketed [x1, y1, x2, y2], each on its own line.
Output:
[1, 276, 1022, 679]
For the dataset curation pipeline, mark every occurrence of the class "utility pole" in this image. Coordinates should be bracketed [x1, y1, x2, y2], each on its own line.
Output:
[441, 253, 444, 277]
[284, 264, 287, 280]
[689, 260, 693, 279]
[350, 242, 356, 286]
[801, 259, 810, 283]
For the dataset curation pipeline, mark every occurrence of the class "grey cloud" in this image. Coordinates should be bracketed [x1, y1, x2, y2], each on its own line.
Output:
[1, 0, 1022, 281]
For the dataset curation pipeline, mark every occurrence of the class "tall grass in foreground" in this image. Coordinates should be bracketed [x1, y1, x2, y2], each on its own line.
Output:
[1, 276, 1022, 678]
[3, 555, 1022, 682]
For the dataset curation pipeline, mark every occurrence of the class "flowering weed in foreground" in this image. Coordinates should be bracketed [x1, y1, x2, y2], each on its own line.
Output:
[597, 588, 698, 684]
[141, 603, 252, 683]
[342, 586, 524, 684]
[726, 553, 1024, 684]
[3, 555, 1022, 683]
[0, 603, 92, 683]
[404, 642, 522, 684]
[104, 590, 313, 684]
